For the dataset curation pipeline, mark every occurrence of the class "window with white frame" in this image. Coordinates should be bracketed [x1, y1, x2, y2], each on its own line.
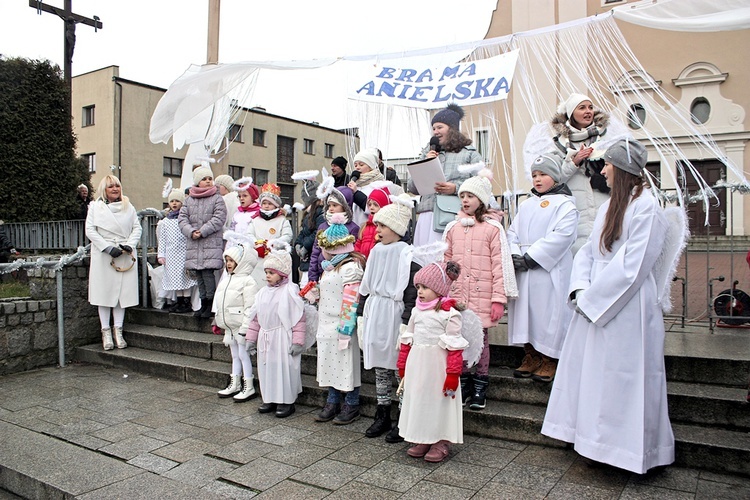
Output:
[81, 153, 96, 173]
[304, 138, 315, 155]
[475, 130, 490, 161]
[82, 105, 95, 127]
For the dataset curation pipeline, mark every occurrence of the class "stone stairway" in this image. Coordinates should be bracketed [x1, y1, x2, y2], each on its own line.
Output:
[75, 307, 750, 477]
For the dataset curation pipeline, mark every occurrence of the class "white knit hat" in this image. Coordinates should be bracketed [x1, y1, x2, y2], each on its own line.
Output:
[263, 240, 293, 277]
[192, 166, 214, 186]
[372, 194, 412, 237]
[167, 188, 185, 203]
[458, 174, 493, 206]
[214, 175, 235, 192]
[353, 148, 379, 171]
[558, 93, 592, 119]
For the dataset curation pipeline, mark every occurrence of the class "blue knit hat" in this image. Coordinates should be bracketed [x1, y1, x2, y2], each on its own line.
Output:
[431, 103, 464, 130]
[317, 213, 355, 255]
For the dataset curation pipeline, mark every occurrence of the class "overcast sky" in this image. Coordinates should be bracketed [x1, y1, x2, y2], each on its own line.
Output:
[1, 0, 497, 133]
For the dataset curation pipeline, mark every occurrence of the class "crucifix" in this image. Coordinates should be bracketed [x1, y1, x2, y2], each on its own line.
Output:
[29, 0, 103, 118]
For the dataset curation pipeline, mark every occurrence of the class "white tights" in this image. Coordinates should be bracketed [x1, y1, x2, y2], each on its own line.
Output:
[228, 339, 254, 378]
[98, 305, 126, 329]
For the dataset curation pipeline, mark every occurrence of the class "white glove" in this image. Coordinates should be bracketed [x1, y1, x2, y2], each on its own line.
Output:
[245, 341, 257, 355]
[288, 344, 305, 356]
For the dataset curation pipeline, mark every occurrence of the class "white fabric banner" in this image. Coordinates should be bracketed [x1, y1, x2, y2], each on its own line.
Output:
[348, 50, 520, 110]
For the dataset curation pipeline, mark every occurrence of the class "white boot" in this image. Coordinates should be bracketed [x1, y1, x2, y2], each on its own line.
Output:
[218, 374, 242, 398]
[113, 326, 127, 349]
[101, 328, 114, 351]
[233, 377, 256, 402]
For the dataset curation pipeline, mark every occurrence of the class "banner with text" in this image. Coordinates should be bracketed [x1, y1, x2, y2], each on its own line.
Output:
[348, 50, 520, 110]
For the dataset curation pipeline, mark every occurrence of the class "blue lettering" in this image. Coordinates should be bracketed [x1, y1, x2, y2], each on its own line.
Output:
[415, 69, 433, 83]
[491, 77, 510, 96]
[376, 67, 396, 79]
[397, 69, 417, 82]
[356, 81, 376, 96]
[440, 65, 460, 81]
[433, 85, 451, 102]
[473, 78, 494, 98]
[453, 81, 472, 100]
[458, 63, 476, 78]
[397, 84, 413, 99]
[376, 81, 400, 97]
[408, 86, 431, 102]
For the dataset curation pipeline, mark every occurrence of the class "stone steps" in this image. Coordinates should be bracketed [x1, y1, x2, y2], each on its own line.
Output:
[75, 316, 750, 476]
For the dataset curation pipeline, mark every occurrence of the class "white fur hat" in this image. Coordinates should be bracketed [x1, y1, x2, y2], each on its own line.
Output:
[263, 240, 292, 277]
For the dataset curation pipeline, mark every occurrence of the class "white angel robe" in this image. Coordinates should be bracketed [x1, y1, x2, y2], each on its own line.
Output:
[359, 241, 413, 370]
[541, 189, 675, 474]
[248, 282, 305, 404]
[399, 306, 467, 445]
[507, 191, 578, 358]
[316, 260, 363, 392]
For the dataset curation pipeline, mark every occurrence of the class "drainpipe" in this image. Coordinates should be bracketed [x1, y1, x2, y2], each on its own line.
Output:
[113, 78, 123, 180]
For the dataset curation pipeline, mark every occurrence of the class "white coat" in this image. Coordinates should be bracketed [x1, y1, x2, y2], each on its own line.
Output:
[245, 215, 293, 290]
[507, 190, 578, 358]
[541, 188, 675, 474]
[85, 198, 142, 308]
[214, 245, 258, 346]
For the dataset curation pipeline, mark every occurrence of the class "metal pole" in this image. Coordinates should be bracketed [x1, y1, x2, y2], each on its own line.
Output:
[56, 269, 66, 367]
[140, 217, 149, 307]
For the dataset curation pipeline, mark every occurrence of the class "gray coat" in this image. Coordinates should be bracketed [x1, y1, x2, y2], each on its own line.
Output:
[178, 192, 227, 270]
[408, 145, 483, 213]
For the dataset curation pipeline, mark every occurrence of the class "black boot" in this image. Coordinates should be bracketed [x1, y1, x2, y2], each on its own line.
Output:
[173, 297, 192, 314]
[194, 298, 208, 318]
[200, 297, 214, 319]
[384, 409, 404, 443]
[365, 404, 392, 438]
[460, 374, 474, 407]
[469, 375, 489, 410]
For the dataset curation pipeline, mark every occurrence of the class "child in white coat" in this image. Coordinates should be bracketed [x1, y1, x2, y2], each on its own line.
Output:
[507, 152, 578, 382]
[214, 243, 259, 402]
[244, 241, 306, 418]
[246, 183, 293, 289]
[397, 260, 466, 463]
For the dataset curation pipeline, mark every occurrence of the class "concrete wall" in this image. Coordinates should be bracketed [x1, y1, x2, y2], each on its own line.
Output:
[0, 261, 99, 376]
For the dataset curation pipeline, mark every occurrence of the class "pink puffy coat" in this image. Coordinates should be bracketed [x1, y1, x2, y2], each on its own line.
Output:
[444, 211, 506, 328]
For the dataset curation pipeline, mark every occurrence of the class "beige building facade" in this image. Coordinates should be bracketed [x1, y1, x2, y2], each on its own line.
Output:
[72, 66, 357, 211]
[470, 0, 749, 235]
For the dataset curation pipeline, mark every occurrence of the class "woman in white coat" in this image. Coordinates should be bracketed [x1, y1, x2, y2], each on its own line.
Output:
[86, 175, 142, 351]
[541, 139, 674, 474]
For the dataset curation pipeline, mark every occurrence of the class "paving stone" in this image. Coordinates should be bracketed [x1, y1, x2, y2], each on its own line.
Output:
[695, 479, 750, 499]
[473, 436, 528, 451]
[299, 427, 362, 450]
[127, 453, 180, 474]
[179, 409, 242, 429]
[253, 479, 328, 499]
[152, 437, 219, 463]
[357, 459, 431, 493]
[143, 422, 208, 443]
[250, 424, 313, 447]
[61, 433, 111, 451]
[491, 462, 564, 494]
[699, 471, 750, 487]
[99, 435, 170, 460]
[512, 443, 578, 470]
[619, 483, 695, 499]
[163, 455, 238, 487]
[264, 441, 332, 468]
[76, 471, 225, 500]
[229, 413, 278, 434]
[471, 481, 546, 499]
[129, 409, 184, 428]
[222, 457, 299, 491]
[426, 459, 498, 490]
[201, 480, 258, 499]
[323, 480, 401, 500]
[194, 426, 254, 446]
[53, 418, 108, 438]
[400, 480, 474, 499]
[629, 466, 699, 493]
[291, 458, 366, 490]
[560, 459, 631, 491]
[90, 421, 153, 443]
[545, 482, 619, 499]
[210, 437, 281, 465]
[327, 441, 397, 468]
[452, 442, 519, 468]
[163, 388, 213, 403]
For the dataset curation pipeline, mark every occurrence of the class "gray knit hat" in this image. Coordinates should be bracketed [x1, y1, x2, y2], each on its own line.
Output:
[603, 139, 647, 177]
[530, 151, 564, 184]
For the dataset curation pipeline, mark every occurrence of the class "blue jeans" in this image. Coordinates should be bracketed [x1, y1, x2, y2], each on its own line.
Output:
[326, 386, 360, 406]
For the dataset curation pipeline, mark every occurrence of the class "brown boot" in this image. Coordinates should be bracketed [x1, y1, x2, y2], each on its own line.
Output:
[532, 356, 558, 383]
[513, 343, 543, 378]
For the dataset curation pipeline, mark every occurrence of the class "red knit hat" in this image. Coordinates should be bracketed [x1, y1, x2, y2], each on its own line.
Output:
[413, 261, 460, 297]
[367, 186, 391, 209]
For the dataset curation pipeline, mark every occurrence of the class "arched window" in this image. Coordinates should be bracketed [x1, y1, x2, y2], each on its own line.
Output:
[690, 97, 711, 124]
[627, 103, 646, 129]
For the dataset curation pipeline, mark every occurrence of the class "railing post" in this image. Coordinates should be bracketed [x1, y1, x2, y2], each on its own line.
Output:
[140, 216, 149, 308]
[56, 269, 66, 367]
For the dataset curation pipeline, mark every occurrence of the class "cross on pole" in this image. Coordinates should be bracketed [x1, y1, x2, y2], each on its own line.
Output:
[29, 0, 103, 120]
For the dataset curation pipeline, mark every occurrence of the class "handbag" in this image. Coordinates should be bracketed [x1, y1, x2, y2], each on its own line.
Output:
[432, 194, 461, 232]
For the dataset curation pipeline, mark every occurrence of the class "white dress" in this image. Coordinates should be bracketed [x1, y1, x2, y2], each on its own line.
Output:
[507, 191, 578, 358]
[248, 282, 304, 404]
[316, 260, 363, 392]
[541, 189, 675, 474]
[399, 306, 466, 445]
[359, 241, 413, 370]
[157, 217, 197, 291]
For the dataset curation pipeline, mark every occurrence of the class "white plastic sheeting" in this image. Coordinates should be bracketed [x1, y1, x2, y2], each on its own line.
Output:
[612, 0, 750, 32]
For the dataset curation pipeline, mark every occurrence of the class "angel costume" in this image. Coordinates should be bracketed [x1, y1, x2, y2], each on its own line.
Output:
[316, 259, 363, 392]
[398, 304, 467, 444]
[359, 241, 413, 370]
[541, 188, 675, 474]
[245, 280, 306, 404]
[157, 216, 197, 292]
[506, 187, 578, 358]
[246, 215, 293, 288]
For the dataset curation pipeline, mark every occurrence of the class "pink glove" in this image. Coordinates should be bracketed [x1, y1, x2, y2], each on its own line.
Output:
[490, 302, 505, 322]
[211, 325, 223, 336]
[443, 373, 459, 398]
[157, 257, 165, 265]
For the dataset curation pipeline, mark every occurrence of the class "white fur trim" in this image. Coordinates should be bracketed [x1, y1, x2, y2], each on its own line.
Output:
[161, 179, 173, 198]
[291, 170, 319, 181]
[232, 176, 254, 191]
